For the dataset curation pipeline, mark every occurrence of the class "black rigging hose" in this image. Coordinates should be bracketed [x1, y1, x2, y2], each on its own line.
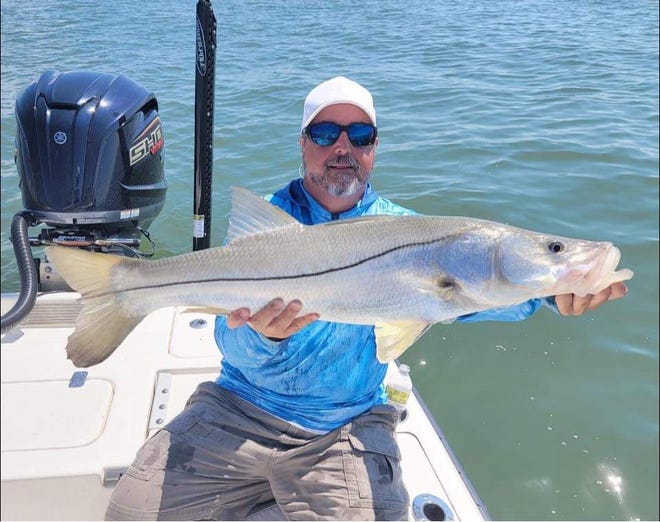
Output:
[1, 213, 38, 333]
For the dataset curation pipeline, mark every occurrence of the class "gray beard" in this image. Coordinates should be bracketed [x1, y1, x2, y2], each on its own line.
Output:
[324, 174, 365, 198]
[302, 158, 370, 198]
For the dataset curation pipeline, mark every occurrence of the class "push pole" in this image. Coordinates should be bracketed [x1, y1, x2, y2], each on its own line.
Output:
[193, 0, 217, 251]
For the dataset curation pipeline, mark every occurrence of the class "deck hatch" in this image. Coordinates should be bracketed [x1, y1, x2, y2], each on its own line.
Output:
[1, 379, 113, 451]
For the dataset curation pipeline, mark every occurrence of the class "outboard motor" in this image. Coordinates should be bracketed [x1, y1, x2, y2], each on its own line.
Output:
[2, 70, 168, 331]
[16, 69, 167, 247]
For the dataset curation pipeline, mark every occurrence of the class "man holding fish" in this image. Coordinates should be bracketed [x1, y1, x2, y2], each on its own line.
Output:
[99, 77, 629, 520]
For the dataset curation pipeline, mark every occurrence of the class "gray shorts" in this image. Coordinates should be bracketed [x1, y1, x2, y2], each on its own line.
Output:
[105, 382, 409, 521]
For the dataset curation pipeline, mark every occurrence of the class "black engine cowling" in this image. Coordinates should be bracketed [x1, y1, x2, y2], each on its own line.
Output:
[14, 70, 168, 233]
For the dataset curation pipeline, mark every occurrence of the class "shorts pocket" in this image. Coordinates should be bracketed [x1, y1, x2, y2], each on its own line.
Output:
[343, 426, 409, 510]
[125, 413, 201, 481]
[125, 429, 172, 481]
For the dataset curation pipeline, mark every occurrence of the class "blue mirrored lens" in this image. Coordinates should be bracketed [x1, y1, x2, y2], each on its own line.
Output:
[347, 124, 377, 146]
[306, 122, 376, 147]
[308, 122, 340, 146]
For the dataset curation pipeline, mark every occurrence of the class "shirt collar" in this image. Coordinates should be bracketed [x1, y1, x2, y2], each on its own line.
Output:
[296, 179, 378, 221]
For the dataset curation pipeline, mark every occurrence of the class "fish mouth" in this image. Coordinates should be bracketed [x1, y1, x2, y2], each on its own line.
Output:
[556, 243, 632, 297]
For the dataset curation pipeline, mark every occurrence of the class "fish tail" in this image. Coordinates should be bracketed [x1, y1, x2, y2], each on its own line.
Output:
[45, 246, 143, 367]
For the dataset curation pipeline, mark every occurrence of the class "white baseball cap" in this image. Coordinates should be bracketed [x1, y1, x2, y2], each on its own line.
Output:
[301, 76, 376, 132]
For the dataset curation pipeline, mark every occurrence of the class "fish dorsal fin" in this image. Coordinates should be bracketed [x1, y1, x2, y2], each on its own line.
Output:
[374, 319, 431, 363]
[227, 186, 300, 243]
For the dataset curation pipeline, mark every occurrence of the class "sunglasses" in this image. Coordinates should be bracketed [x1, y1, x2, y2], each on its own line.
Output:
[304, 121, 378, 147]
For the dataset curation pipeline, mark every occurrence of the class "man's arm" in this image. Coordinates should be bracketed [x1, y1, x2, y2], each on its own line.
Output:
[214, 299, 319, 369]
[226, 282, 629, 337]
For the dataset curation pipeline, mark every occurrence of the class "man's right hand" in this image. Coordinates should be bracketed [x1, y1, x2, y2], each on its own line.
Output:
[226, 298, 320, 340]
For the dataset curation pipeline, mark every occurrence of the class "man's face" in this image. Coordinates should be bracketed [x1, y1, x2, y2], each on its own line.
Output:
[300, 103, 377, 211]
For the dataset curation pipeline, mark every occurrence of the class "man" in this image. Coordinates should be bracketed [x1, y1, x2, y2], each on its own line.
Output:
[106, 77, 627, 521]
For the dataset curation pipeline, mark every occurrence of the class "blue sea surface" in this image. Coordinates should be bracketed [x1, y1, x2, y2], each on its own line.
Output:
[1, 1, 658, 520]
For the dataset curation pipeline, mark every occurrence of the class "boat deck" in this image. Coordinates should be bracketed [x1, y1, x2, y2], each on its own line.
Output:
[1, 292, 488, 520]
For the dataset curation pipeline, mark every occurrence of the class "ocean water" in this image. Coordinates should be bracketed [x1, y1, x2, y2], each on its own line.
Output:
[1, 1, 658, 520]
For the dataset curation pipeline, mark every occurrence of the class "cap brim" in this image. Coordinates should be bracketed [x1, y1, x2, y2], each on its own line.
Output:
[302, 101, 377, 131]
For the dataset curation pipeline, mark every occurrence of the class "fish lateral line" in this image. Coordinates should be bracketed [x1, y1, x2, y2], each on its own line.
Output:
[99, 235, 458, 298]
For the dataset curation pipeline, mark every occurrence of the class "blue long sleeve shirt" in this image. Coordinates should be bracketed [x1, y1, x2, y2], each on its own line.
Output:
[215, 179, 555, 432]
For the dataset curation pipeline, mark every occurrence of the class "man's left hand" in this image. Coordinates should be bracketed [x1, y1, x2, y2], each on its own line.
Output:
[555, 282, 628, 316]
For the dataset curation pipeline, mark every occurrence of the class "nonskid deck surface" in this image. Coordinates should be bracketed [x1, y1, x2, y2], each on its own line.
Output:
[1, 292, 488, 521]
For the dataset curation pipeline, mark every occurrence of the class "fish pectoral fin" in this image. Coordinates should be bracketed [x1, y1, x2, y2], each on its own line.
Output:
[180, 306, 231, 316]
[226, 186, 302, 243]
[374, 319, 431, 363]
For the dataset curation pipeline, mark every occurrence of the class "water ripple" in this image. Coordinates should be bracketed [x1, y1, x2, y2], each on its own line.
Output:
[1, 1, 658, 520]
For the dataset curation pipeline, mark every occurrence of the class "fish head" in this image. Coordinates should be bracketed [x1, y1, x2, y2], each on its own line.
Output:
[496, 228, 633, 299]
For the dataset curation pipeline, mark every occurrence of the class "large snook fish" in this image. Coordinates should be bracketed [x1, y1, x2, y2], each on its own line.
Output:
[46, 187, 633, 368]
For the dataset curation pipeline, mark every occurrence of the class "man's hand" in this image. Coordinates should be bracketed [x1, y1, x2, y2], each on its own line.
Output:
[555, 282, 628, 316]
[226, 298, 320, 340]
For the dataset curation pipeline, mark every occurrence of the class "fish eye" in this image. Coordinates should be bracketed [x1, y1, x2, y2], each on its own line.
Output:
[548, 241, 565, 254]
[436, 277, 455, 291]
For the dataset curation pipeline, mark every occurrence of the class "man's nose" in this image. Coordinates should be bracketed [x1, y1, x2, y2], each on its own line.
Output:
[333, 130, 352, 152]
